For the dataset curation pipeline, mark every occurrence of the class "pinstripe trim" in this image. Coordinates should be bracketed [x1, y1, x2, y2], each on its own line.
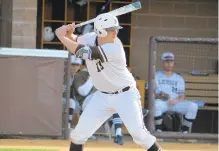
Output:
[96, 46, 105, 62]
[97, 46, 107, 62]
[94, 36, 108, 62]
[94, 46, 105, 62]
[99, 46, 108, 62]
[136, 98, 151, 135]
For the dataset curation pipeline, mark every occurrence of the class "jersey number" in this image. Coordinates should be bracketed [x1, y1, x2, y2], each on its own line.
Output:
[96, 60, 104, 72]
[172, 87, 177, 94]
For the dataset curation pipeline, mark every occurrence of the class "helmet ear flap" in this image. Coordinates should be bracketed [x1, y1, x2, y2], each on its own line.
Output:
[94, 27, 107, 37]
[97, 29, 107, 37]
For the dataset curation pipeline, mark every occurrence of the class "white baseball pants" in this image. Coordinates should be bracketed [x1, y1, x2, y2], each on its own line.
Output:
[70, 87, 156, 149]
[154, 99, 198, 119]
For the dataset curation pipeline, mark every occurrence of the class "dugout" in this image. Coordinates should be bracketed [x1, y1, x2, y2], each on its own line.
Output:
[146, 36, 218, 140]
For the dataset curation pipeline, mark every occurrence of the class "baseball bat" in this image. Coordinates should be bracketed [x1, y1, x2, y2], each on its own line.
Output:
[74, 1, 141, 28]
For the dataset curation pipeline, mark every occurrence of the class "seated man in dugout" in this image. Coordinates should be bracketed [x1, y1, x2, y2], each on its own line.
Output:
[154, 52, 198, 134]
[62, 55, 83, 129]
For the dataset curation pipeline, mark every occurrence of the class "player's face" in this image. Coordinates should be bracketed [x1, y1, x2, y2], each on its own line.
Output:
[107, 29, 118, 40]
[71, 64, 80, 75]
[163, 60, 174, 71]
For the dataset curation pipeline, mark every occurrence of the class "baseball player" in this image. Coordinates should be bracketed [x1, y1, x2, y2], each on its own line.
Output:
[70, 58, 124, 145]
[154, 52, 198, 134]
[62, 55, 83, 129]
[56, 13, 162, 151]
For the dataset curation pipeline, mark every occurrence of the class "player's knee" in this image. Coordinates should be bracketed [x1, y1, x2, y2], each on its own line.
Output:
[154, 100, 164, 116]
[154, 100, 164, 109]
[127, 126, 139, 138]
[69, 98, 76, 109]
[188, 102, 198, 113]
[128, 126, 148, 139]
[187, 102, 198, 118]
[130, 128, 156, 149]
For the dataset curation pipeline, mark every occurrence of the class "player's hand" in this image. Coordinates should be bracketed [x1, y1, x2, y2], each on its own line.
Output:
[65, 22, 75, 37]
[160, 92, 169, 100]
[168, 99, 178, 107]
[55, 25, 67, 37]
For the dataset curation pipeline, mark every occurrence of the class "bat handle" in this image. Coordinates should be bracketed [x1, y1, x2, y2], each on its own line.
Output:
[75, 23, 83, 28]
[74, 19, 95, 29]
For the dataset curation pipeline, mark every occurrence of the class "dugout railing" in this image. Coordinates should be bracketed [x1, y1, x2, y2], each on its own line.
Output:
[146, 36, 218, 140]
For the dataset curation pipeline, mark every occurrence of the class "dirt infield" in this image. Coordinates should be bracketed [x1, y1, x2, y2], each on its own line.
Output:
[0, 139, 218, 151]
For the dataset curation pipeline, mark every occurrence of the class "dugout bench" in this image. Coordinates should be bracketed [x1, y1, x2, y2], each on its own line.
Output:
[183, 74, 218, 111]
[183, 74, 218, 134]
[157, 74, 218, 134]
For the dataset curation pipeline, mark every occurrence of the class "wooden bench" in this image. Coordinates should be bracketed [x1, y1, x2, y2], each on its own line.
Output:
[182, 74, 218, 111]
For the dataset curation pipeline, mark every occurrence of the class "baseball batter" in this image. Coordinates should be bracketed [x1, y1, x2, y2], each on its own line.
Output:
[56, 13, 162, 151]
[154, 52, 198, 133]
[70, 59, 125, 145]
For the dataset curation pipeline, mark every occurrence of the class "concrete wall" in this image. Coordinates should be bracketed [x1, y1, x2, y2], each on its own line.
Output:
[10, 0, 217, 78]
[11, 0, 37, 48]
[131, 0, 218, 80]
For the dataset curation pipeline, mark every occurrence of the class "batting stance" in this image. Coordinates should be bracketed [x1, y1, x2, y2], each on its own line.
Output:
[56, 13, 162, 151]
[70, 57, 124, 145]
[154, 52, 198, 134]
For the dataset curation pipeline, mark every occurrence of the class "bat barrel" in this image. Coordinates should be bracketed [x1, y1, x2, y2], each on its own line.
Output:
[74, 1, 141, 29]
[132, 1, 141, 9]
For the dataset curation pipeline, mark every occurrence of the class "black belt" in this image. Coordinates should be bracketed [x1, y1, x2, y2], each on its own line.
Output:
[101, 86, 130, 94]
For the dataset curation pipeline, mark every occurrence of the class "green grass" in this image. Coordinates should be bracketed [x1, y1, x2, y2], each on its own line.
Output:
[0, 149, 59, 151]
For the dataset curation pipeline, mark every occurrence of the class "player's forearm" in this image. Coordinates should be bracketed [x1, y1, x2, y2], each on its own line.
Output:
[58, 36, 79, 54]
[174, 94, 185, 102]
[68, 34, 78, 42]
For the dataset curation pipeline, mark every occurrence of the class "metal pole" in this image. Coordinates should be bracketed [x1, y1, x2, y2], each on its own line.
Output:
[63, 54, 71, 139]
[146, 36, 157, 132]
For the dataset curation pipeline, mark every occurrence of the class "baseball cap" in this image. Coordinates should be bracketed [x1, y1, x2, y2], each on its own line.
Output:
[71, 55, 83, 65]
[161, 52, 175, 61]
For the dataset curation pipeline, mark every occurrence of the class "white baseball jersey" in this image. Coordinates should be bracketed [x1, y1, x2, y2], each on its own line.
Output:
[155, 71, 185, 100]
[77, 32, 135, 92]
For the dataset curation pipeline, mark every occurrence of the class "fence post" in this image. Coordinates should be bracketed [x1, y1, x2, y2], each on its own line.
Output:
[146, 36, 157, 132]
[63, 54, 71, 139]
